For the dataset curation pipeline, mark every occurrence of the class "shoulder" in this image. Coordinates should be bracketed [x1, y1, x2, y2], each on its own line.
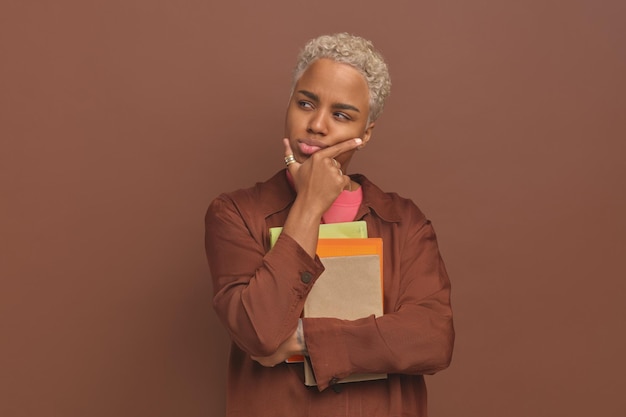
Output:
[354, 174, 428, 227]
[207, 170, 294, 221]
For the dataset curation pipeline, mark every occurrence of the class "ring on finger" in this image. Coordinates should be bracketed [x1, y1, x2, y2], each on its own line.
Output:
[284, 154, 296, 166]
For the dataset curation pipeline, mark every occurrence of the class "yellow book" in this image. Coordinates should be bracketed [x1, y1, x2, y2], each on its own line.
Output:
[269, 221, 368, 247]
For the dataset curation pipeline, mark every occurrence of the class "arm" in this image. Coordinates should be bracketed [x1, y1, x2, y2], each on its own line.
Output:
[303, 205, 455, 391]
[205, 196, 323, 356]
[205, 138, 363, 358]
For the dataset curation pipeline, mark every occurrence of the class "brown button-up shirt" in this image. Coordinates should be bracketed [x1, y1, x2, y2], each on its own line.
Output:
[205, 170, 454, 417]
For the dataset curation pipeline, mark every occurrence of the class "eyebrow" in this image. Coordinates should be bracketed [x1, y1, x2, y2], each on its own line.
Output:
[297, 89, 361, 113]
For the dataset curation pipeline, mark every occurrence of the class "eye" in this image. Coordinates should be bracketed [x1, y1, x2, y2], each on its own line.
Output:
[298, 100, 314, 109]
[334, 112, 351, 121]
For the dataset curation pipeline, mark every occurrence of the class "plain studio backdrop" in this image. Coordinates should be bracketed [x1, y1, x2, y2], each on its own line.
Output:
[1, 1, 625, 416]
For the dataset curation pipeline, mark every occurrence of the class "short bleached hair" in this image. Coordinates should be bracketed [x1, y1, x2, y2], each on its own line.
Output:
[292, 33, 392, 122]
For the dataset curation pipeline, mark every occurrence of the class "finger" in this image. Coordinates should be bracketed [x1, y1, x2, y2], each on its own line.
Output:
[317, 137, 363, 160]
[283, 138, 294, 158]
[283, 138, 300, 173]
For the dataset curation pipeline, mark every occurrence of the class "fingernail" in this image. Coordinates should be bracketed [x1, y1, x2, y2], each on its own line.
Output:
[355, 138, 362, 145]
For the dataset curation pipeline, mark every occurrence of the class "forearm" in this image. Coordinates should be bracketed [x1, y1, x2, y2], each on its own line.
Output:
[303, 303, 453, 391]
[212, 234, 323, 356]
[251, 319, 309, 367]
[281, 196, 323, 258]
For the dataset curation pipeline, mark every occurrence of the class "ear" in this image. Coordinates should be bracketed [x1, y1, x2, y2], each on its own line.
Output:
[359, 121, 376, 149]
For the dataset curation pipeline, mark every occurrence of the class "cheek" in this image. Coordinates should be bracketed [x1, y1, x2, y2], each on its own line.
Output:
[284, 110, 302, 134]
[343, 120, 369, 137]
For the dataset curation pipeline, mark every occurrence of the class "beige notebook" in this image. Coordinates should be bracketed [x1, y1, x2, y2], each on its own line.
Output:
[304, 254, 383, 319]
[303, 254, 387, 386]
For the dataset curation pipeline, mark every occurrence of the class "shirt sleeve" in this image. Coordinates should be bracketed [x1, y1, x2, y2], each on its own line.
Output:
[303, 203, 454, 391]
[205, 194, 325, 356]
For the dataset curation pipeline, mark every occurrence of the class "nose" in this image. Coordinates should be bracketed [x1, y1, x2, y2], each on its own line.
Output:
[306, 110, 328, 136]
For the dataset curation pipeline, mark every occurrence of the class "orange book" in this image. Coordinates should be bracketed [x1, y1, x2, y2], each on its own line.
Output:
[316, 237, 382, 258]
[316, 237, 383, 277]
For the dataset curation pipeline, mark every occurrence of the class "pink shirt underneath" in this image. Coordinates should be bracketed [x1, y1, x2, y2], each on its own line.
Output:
[285, 170, 363, 224]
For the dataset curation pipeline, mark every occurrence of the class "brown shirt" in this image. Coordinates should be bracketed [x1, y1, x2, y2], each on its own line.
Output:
[205, 170, 454, 417]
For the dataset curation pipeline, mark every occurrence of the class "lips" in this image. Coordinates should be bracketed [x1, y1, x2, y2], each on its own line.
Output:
[298, 140, 326, 156]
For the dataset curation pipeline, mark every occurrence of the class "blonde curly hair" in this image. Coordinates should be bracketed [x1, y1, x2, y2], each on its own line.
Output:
[292, 33, 392, 122]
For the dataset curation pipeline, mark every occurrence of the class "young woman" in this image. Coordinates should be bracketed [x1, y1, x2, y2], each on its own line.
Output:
[205, 33, 454, 417]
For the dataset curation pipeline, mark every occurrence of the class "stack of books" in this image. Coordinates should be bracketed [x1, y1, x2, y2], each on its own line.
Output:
[269, 221, 386, 385]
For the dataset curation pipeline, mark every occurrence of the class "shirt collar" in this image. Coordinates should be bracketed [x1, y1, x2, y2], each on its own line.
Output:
[351, 173, 403, 223]
[257, 170, 402, 223]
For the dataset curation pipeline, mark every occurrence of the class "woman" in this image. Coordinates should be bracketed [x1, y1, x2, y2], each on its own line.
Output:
[205, 33, 454, 417]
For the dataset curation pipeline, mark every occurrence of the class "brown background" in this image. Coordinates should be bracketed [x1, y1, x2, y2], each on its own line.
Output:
[1, 1, 625, 416]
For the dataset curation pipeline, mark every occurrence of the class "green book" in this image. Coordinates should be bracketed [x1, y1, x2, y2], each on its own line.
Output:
[269, 221, 368, 247]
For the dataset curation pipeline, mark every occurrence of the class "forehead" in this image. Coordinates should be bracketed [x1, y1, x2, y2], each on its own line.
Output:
[295, 58, 370, 107]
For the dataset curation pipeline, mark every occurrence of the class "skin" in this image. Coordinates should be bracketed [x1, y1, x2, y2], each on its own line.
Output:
[251, 58, 376, 367]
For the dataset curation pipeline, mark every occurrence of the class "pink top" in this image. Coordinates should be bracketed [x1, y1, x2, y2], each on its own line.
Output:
[285, 170, 363, 224]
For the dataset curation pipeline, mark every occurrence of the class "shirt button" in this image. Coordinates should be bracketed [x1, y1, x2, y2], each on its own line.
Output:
[300, 271, 313, 283]
[330, 377, 342, 393]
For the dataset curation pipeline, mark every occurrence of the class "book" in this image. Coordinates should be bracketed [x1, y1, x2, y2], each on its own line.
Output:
[269, 227, 387, 385]
[270, 222, 370, 364]
[303, 238, 387, 386]
[269, 221, 368, 247]
[304, 254, 383, 319]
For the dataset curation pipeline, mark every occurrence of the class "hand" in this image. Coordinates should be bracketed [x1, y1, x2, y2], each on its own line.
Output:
[281, 137, 362, 257]
[284, 137, 362, 216]
[250, 328, 303, 367]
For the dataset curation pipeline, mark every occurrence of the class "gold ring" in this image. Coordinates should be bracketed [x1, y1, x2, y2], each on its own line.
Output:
[284, 155, 296, 166]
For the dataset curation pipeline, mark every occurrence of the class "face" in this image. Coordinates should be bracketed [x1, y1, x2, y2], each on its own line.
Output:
[284, 58, 375, 171]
